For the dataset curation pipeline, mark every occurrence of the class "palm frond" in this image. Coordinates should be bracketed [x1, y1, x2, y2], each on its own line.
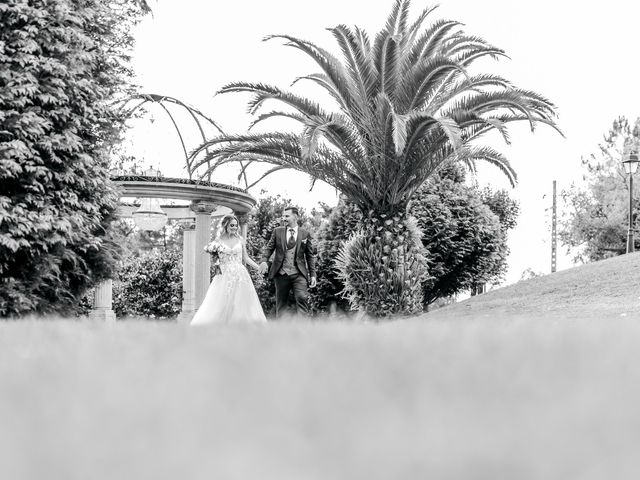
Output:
[218, 81, 328, 118]
[328, 24, 377, 102]
[458, 146, 517, 187]
[191, 0, 560, 206]
[444, 35, 509, 62]
[408, 19, 462, 65]
[391, 111, 409, 156]
[402, 56, 468, 112]
[394, 0, 412, 40]
[354, 26, 372, 58]
[378, 35, 401, 101]
[291, 73, 348, 108]
[248, 110, 309, 130]
[482, 117, 512, 144]
[382, 0, 405, 37]
[405, 4, 440, 45]
[263, 34, 362, 115]
[404, 113, 462, 159]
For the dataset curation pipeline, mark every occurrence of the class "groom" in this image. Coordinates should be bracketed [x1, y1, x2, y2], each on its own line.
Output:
[259, 206, 316, 318]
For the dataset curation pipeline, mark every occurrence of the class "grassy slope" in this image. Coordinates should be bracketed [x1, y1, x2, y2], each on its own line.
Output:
[2, 256, 640, 479]
[422, 251, 640, 321]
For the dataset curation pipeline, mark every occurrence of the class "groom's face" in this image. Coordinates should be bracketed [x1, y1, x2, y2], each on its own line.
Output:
[282, 210, 297, 228]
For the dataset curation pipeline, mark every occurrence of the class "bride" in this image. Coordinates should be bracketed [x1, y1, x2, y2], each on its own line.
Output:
[190, 214, 267, 324]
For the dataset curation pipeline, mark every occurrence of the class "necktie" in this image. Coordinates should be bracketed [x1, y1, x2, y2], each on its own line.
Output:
[287, 228, 296, 249]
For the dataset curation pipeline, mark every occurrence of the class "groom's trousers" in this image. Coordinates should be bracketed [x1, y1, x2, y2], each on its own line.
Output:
[274, 272, 309, 318]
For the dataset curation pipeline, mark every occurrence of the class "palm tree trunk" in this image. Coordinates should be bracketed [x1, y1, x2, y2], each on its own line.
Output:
[337, 207, 428, 317]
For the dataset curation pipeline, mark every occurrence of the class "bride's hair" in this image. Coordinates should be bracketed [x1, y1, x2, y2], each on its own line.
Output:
[217, 214, 241, 238]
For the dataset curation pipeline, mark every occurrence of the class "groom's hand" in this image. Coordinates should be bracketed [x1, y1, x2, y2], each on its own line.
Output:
[258, 262, 268, 274]
[309, 276, 317, 288]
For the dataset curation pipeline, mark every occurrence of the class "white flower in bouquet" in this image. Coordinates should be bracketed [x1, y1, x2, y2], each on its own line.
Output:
[204, 240, 222, 254]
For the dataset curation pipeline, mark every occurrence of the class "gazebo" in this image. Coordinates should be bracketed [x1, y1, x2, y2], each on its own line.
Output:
[89, 175, 256, 322]
[88, 94, 257, 322]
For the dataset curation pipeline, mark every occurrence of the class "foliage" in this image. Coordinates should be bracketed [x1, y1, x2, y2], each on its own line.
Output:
[413, 165, 518, 304]
[107, 217, 187, 262]
[0, 0, 147, 316]
[479, 187, 519, 232]
[559, 117, 640, 262]
[335, 210, 427, 316]
[112, 249, 183, 319]
[190, 0, 559, 316]
[312, 164, 519, 311]
[519, 268, 544, 281]
[309, 198, 363, 313]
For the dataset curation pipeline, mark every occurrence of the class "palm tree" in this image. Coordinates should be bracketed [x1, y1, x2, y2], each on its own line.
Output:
[190, 0, 561, 317]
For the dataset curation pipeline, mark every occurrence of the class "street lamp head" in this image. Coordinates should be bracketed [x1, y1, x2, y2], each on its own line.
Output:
[623, 139, 640, 174]
[623, 156, 639, 174]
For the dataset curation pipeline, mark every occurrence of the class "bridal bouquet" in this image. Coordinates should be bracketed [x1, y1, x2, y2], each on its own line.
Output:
[204, 241, 223, 276]
[204, 240, 222, 255]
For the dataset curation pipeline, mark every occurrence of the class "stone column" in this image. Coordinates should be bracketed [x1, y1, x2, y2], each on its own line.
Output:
[89, 279, 116, 322]
[177, 221, 196, 323]
[191, 201, 217, 309]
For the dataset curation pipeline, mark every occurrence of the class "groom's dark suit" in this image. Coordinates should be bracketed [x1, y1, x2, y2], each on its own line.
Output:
[263, 225, 316, 317]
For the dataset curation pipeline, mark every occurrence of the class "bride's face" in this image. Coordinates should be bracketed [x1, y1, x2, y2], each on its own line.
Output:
[227, 220, 239, 236]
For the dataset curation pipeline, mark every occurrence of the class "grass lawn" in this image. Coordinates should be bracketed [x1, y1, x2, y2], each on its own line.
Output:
[422, 251, 640, 321]
[2, 254, 640, 479]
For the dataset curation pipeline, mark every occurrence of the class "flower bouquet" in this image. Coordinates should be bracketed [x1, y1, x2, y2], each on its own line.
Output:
[204, 240, 223, 276]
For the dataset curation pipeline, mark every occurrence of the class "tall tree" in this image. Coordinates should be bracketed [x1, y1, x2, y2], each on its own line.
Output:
[0, 0, 147, 316]
[413, 164, 519, 304]
[559, 117, 640, 262]
[191, 0, 559, 317]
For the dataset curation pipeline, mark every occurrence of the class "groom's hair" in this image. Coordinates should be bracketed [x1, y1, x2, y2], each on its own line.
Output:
[284, 206, 299, 216]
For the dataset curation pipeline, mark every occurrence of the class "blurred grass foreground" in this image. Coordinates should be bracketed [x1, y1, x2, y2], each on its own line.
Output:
[2, 253, 640, 479]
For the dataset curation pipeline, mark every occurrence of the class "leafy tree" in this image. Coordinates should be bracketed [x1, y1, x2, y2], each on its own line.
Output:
[191, 0, 559, 317]
[479, 187, 519, 232]
[413, 164, 518, 304]
[0, 0, 147, 316]
[559, 117, 640, 262]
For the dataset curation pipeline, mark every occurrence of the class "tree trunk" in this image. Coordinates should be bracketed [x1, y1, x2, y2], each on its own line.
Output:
[336, 208, 428, 318]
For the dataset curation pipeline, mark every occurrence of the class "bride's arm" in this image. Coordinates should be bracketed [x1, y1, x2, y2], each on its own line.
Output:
[241, 238, 260, 270]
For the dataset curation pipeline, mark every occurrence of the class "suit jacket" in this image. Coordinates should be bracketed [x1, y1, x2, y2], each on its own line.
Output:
[263, 226, 316, 281]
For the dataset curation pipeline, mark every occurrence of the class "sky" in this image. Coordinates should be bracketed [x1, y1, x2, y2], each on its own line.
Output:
[126, 0, 640, 285]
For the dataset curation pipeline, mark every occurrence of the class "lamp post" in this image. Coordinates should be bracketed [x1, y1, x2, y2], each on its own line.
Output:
[622, 140, 640, 253]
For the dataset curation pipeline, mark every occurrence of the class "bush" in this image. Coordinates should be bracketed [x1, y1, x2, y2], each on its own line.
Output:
[0, 0, 147, 317]
[309, 198, 362, 313]
[112, 250, 183, 319]
[408, 164, 518, 304]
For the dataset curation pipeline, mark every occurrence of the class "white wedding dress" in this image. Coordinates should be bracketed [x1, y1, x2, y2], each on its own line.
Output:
[190, 241, 267, 325]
